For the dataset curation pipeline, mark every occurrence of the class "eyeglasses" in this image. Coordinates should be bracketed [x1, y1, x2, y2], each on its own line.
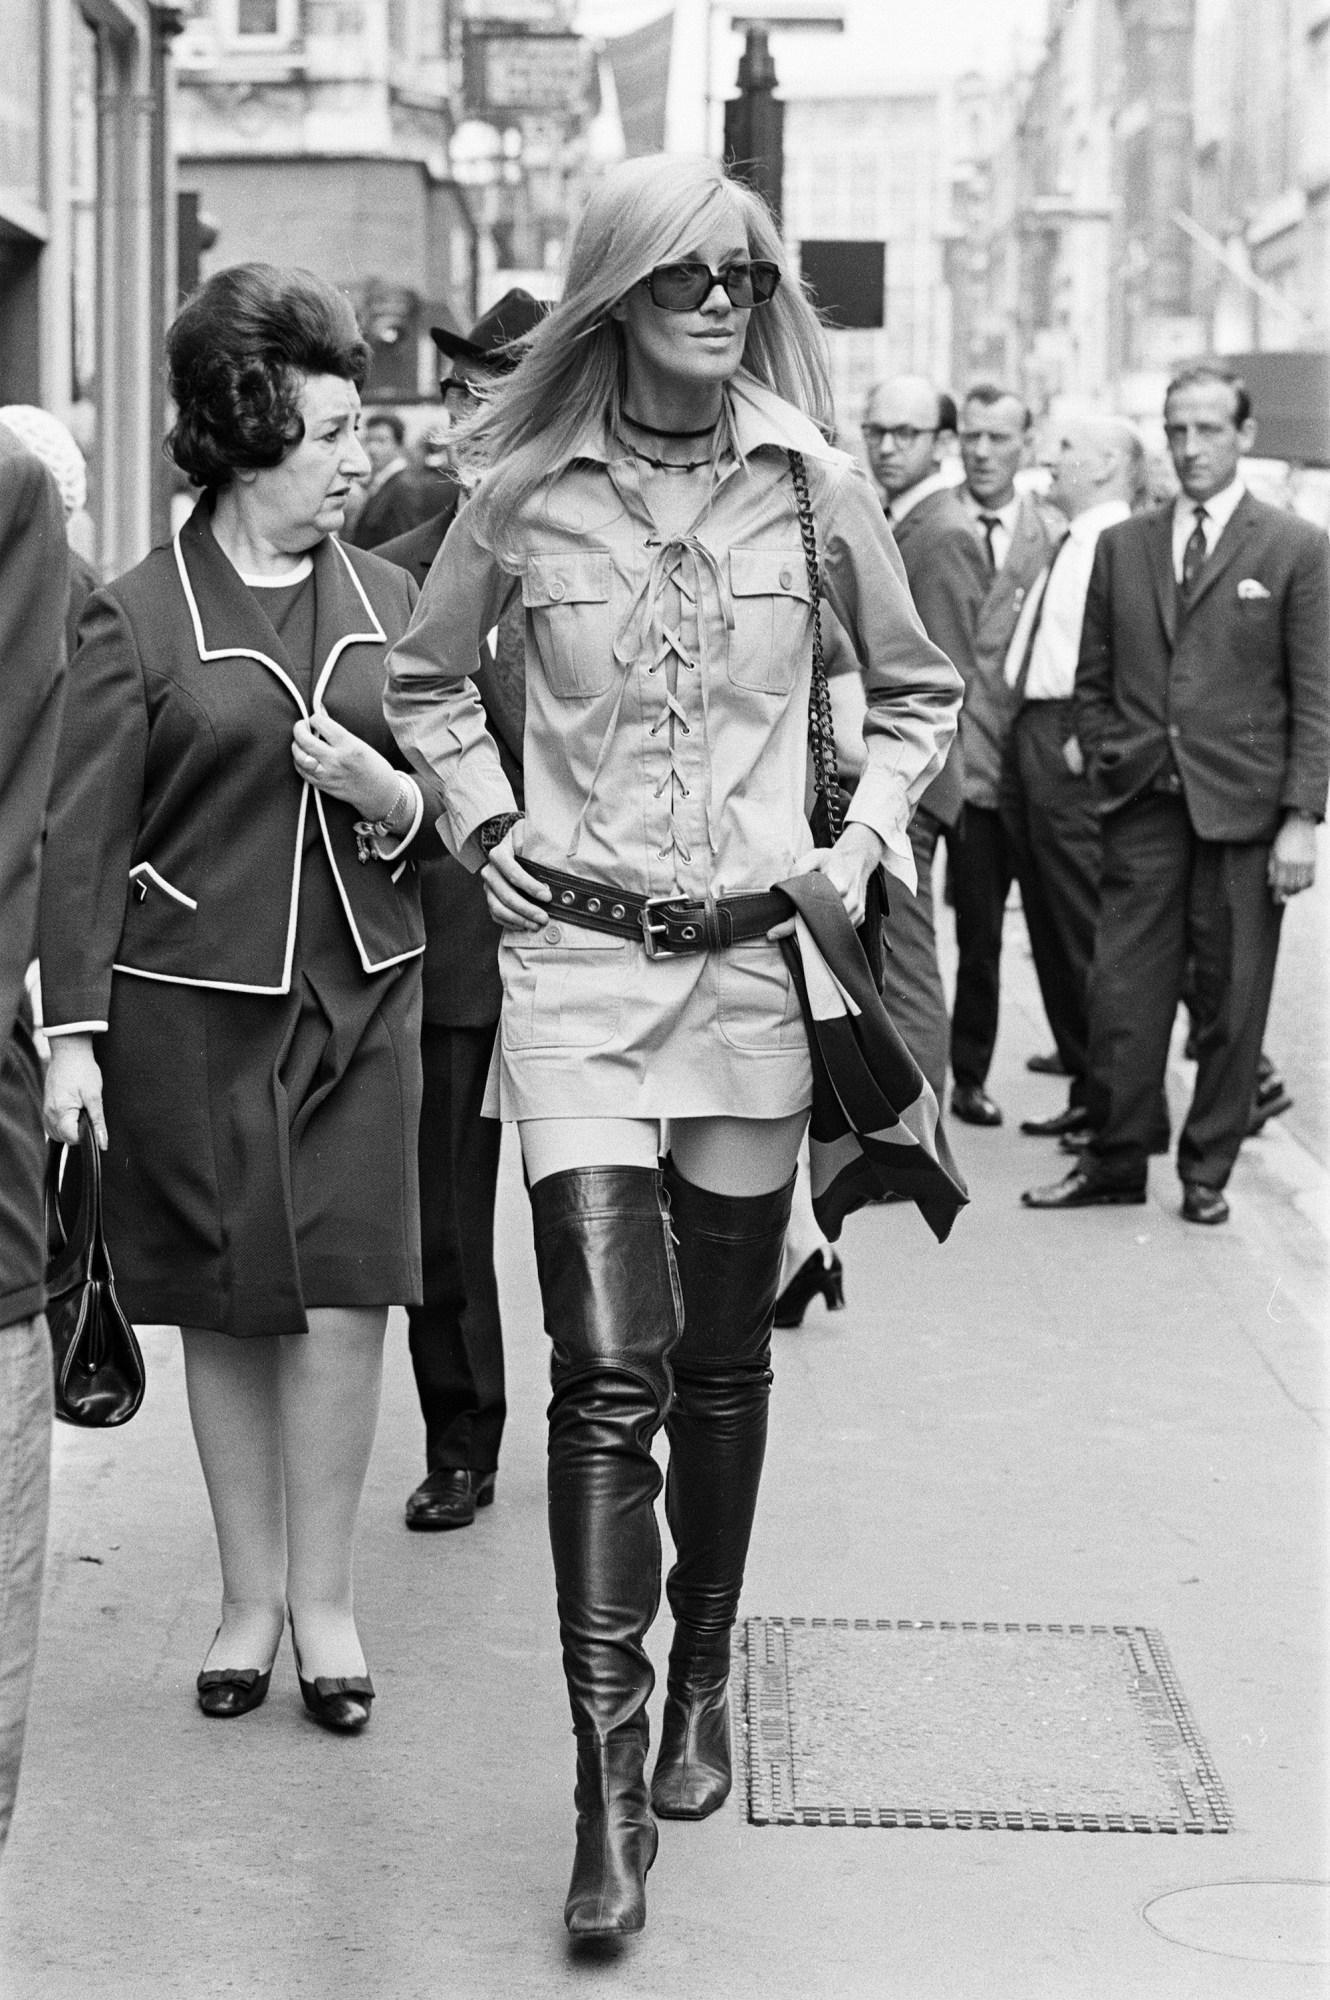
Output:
[862, 424, 938, 448]
[644, 260, 781, 313]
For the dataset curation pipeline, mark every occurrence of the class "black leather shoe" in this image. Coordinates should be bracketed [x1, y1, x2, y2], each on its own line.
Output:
[951, 1084, 1002, 1126]
[404, 1468, 496, 1531]
[1181, 1183, 1229, 1225]
[298, 1672, 375, 1733]
[1248, 1084, 1293, 1137]
[1021, 1104, 1092, 1138]
[1026, 1050, 1068, 1076]
[1022, 1169, 1146, 1209]
[772, 1249, 844, 1328]
[1059, 1128, 1094, 1155]
[196, 1666, 272, 1719]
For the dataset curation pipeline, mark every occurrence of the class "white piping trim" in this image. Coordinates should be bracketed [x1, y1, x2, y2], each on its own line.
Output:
[129, 861, 199, 910]
[112, 963, 292, 995]
[44, 1020, 109, 1037]
[172, 530, 310, 715]
[312, 537, 387, 707]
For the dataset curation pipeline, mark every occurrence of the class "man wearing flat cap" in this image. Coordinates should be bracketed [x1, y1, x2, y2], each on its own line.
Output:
[376, 289, 545, 1531]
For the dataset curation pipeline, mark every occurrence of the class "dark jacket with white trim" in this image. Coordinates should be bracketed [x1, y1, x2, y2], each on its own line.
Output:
[39, 503, 444, 1030]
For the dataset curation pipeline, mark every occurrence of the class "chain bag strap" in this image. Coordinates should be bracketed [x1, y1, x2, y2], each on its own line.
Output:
[787, 447, 886, 986]
[787, 448, 842, 848]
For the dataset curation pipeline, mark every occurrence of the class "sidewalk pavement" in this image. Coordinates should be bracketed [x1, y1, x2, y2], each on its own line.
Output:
[1, 912, 1325, 2000]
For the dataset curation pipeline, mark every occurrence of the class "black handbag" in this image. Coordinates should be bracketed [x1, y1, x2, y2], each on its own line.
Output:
[788, 448, 887, 990]
[45, 1111, 145, 1428]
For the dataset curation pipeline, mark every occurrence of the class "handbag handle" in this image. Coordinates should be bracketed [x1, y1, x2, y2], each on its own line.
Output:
[788, 447, 843, 846]
[45, 1109, 102, 1295]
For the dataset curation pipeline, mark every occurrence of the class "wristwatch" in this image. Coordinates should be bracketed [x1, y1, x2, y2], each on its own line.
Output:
[478, 812, 523, 856]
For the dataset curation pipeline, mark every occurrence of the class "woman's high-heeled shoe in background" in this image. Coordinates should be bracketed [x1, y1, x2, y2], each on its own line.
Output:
[196, 1626, 277, 1719]
[772, 1249, 844, 1329]
[290, 1618, 374, 1734]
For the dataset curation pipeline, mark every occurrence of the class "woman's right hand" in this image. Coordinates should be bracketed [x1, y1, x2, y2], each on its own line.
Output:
[481, 820, 553, 932]
[43, 1034, 108, 1149]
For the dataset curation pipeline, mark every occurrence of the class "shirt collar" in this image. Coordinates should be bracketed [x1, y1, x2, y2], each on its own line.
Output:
[964, 487, 1021, 531]
[1175, 473, 1244, 532]
[889, 469, 950, 523]
[565, 372, 849, 472]
[1068, 497, 1132, 543]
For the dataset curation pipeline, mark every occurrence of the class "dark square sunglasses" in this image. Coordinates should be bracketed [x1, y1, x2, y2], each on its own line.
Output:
[644, 259, 781, 313]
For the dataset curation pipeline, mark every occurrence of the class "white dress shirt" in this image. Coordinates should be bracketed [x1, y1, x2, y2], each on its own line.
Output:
[888, 469, 952, 525]
[1171, 475, 1244, 583]
[1003, 498, 1131, 698]
[962, 489, 1021, 571]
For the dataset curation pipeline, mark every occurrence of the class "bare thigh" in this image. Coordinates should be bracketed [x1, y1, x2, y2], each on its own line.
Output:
[518, 1113, 806, 1196]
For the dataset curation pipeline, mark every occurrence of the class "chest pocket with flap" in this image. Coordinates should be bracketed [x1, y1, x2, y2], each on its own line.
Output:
[728, 548, 811, 695]
[523, 552, 615, 698]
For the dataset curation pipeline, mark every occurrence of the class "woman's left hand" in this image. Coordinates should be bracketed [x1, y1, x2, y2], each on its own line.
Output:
[292, 712, 400, 821]
[767, 822, 887, 938]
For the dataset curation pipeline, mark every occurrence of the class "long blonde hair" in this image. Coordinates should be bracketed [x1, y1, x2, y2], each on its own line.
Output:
[461, 155, 833, 559]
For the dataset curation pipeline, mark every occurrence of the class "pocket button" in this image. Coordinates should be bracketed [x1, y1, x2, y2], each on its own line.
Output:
[779, 567, 793, 590]
[548, 578, 566, 601]
[543, 923, 562, 944]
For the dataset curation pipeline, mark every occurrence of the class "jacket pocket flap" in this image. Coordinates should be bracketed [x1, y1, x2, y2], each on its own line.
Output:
[523, 553, 612, 609]
[729, 548, 810, 602]
[507, 921, 627, 951]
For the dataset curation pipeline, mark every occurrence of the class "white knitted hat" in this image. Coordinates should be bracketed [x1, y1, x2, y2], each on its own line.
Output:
[0, 404, 88, 518]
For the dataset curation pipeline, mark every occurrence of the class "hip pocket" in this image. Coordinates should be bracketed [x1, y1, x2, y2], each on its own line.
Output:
[715, 940, 804, 1051]
[523, 552, 615, 698]
[727, 548, 810, 695]
[500, 923, 628, 1050]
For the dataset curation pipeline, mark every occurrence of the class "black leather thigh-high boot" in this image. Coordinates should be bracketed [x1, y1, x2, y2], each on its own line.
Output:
[530, 1165, 682, 1935]
[652, 1157, 794, 1819]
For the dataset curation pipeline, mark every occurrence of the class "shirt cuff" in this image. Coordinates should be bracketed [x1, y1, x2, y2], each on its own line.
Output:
[369, 777, 425, 863]
[44, 1020, 108, 1037]
[844, 781, 917, 895]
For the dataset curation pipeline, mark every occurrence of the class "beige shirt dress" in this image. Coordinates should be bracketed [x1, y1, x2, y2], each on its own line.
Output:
[385, 375, 962, 1123]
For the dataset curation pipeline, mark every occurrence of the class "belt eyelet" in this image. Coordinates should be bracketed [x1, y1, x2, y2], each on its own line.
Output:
[560, 891, 575, 905]
[586, 897, 601, 913]
[610, 903, 625, 920]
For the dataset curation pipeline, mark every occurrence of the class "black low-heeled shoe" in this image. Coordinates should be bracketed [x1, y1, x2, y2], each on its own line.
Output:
[772, 1249, 844, 1329]
[297, 1672, 375, 1733]
[196, 1665, 273, 1719]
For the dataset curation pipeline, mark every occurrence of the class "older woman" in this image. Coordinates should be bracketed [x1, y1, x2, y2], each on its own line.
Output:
[40, 264, 438, 1734]
[387, 155, 960, 1933]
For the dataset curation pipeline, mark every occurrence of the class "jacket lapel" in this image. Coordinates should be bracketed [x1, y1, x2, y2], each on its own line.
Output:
[310, 536, 386, 708]
[1182, 492, 1258, 618]
[175, 503, 307, 709]
[1144, 508, 1177, 651]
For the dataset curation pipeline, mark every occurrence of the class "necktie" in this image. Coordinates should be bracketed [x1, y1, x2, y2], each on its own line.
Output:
[1182, 504, 1208, 592]
[1009, 535, 1069, 697]
[978, 513, 1001, 575]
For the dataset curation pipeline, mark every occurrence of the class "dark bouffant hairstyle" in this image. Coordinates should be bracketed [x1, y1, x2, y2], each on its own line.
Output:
[166, 263, 370, 492]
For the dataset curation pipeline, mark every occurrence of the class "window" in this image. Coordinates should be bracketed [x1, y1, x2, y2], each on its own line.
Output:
[236, 0, 279, 30]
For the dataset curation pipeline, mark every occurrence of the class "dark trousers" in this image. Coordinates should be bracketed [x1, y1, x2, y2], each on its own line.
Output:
[947, 804, 1012, 1090]
[879, 808, 948, 1101]
[406, 1021, 506, 1474]
[1085, 794, 1283, 1190]
[998, 700, 1101, 1105]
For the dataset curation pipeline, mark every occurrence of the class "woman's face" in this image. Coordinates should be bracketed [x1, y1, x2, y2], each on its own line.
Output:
[614, 213, 754, 401]
[239, 372, 371, 549]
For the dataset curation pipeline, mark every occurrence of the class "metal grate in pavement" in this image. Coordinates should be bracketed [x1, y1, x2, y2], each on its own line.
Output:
[742, 1616, 1230, 1834]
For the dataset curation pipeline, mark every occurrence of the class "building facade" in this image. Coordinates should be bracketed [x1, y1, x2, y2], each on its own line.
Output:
[0, 0, 178, 574]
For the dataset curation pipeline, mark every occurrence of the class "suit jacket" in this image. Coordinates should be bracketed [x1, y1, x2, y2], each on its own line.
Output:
[0, 427, 69, 1329]
[1075, 493, 1330, 841]
[352, 465, 455, 551]
[958, 494, 1060, 811]
[890, 487, 989, 826]
[376, 500, 527, 1028]
[40, 503, 444, 1030]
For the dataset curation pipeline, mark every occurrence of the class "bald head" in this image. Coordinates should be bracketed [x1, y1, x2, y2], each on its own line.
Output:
[862, 376, 956, 501]
[1041, 415, 1145, 519]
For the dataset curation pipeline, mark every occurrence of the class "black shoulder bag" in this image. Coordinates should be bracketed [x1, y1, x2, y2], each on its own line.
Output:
[45, 1111, 145, 1427]
[787, 448, 887, 989]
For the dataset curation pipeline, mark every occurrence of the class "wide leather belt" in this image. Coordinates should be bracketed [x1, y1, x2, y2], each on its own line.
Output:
[524, 861, 791, 958]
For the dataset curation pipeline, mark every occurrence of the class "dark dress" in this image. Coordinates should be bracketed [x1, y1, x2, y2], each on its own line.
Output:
[98, 567, 424, 1337]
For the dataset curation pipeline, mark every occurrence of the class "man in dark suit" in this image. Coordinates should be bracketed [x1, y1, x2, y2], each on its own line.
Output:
[375, 289, 544, 1529]
[862, 375, 988, 1097]
[350, 410, 449, 551]
[1024, 364, 1329, 1222]
[0, 426, 68, 1847]
[946, 385, 1060, 1125]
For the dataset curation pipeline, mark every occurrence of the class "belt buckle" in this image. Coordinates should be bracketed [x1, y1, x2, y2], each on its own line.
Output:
[640, 895, 671, 958]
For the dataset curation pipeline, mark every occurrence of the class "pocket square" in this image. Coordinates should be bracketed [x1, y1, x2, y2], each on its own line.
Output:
[1237, 578, 1271, 600]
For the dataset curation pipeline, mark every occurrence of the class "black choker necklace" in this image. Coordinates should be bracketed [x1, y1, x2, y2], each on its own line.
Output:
[621, 410, 720, 440]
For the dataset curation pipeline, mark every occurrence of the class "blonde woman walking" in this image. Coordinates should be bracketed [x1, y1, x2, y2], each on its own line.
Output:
[386, 155, 960, 1936]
